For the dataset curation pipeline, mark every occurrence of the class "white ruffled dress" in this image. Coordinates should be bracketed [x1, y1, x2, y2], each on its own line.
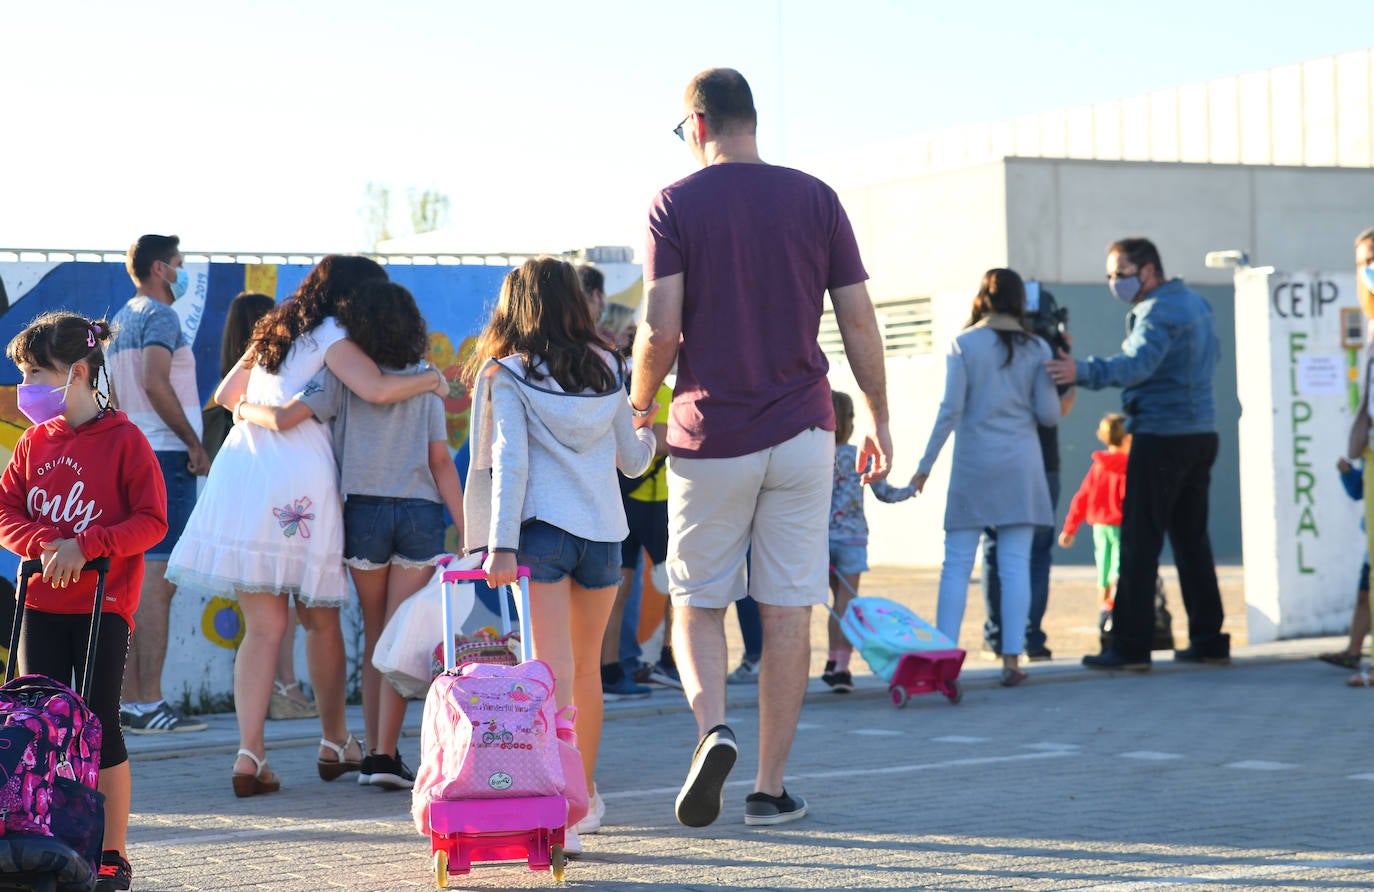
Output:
[166, 319, 348, 607]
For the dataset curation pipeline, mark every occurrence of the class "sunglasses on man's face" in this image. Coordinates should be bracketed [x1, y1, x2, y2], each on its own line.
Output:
[673, 112, 694, 141]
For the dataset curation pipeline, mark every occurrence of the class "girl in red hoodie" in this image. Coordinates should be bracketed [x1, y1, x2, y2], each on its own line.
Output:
[0, 311, 168, 892]
[1059, 413, 1130, 618]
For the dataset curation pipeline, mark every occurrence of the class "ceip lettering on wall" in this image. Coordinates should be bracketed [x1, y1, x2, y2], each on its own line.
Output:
[1236, 268, 1362, 643]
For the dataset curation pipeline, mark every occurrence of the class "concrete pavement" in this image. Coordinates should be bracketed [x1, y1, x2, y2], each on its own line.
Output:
[122, 627, 1373, 891]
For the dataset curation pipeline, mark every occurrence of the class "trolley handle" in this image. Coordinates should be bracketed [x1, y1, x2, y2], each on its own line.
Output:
[8, 556, 113, 694]
[440, 566, 531, 584]
[439, 566, 533, 668]
[19, 556, 112, 577]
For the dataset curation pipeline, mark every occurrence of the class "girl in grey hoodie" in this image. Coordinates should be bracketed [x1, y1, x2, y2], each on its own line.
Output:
[463, 258, 655, 851]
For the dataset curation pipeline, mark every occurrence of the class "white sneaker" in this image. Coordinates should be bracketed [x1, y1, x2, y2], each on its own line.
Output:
[727, 659, 759, 685]
[573, 791, 605, 834]
[563, 827, 582, 857]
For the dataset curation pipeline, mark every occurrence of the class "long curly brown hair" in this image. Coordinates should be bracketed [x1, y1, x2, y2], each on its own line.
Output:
[248, 255, 388, 373]
[337, 280, 427, 368]
[462, 257, 618, 392]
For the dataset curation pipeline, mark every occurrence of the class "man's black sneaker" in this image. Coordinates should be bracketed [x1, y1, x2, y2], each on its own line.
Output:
[1083, 648, 1150, 671]
[368, 752, 415, 790]
[744, 789, 808, 826]
[1026, 647, 1053, 662]
[1174, 634, 1231, 664]
[96, 849, 132, 892]
[675, 724, 737, 827]
[357, 752, 376, 786]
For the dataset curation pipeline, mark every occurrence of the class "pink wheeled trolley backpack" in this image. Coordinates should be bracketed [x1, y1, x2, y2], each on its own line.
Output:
[831, 589, 966, 708]
[412, 566, 586, 887]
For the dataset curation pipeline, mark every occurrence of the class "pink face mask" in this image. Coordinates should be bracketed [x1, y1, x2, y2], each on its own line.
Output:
[17, 365, 74, 425]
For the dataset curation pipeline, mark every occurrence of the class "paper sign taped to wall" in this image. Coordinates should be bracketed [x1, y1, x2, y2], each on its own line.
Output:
[1296, 354, 1344, 396]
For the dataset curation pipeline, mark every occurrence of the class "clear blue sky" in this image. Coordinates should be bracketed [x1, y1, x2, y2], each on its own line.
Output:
[2, 0, 1365, 254]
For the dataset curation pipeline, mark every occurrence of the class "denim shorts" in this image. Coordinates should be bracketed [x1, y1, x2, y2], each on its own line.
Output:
[829, 541, 869, 576]
[518, 520, 621, 589]
[149, 451, 197, 560]
[343, 496, 446, 569]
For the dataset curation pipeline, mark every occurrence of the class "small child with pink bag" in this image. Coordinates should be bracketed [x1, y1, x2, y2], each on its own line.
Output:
[459, 259, 656, 856]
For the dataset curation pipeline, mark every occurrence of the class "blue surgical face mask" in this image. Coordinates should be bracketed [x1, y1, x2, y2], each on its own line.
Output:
[1362, 266, 1374, 295]
[165, 266, 189, 301]
[1109, 275, 1142, 306]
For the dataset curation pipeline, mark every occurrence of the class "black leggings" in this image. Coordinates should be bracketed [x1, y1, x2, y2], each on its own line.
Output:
[17, 610, 130, 769]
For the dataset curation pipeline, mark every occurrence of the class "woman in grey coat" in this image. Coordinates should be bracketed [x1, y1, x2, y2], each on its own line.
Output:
[914, 269, 1060, 686]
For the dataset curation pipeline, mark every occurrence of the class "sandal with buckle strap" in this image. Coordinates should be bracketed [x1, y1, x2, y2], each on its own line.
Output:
[1319, 651, 1362, 671]
[268, 680, 319, 720]
[232, 749, 281, 797]
[317, 733, 363, 781]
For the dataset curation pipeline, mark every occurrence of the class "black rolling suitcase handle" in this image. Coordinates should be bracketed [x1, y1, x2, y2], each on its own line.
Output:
[4, 556, 112, 697]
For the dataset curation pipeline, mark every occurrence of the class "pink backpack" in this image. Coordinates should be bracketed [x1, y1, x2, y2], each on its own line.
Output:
[412, 659, 565, 834]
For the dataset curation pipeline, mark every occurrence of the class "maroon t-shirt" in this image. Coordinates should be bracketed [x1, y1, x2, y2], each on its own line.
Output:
[645, 163, 868, 459]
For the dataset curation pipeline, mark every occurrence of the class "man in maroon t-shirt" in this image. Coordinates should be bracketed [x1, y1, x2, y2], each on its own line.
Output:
[630, 68, 892, 829]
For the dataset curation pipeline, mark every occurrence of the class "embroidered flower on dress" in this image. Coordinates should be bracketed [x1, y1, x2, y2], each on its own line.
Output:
[273, 497, 315, 539]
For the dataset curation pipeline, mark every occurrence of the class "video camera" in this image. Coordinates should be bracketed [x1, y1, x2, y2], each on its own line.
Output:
[1025, 281, 1069, 354]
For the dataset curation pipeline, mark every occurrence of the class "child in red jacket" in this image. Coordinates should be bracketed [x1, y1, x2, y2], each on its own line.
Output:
[1059, 413, 1130, 620]
[0, 311, 168, 892]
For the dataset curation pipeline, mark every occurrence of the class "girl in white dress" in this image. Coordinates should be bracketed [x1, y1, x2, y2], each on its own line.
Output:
[166, 256, 446, 796]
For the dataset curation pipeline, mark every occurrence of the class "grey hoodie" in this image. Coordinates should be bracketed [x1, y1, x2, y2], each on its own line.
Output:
[464, 353, 656, 555]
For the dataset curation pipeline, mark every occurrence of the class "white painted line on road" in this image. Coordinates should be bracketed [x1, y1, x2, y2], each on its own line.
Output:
[137, 750, 1077, 849]
[931, 735, 989, 743]
[1348, 772, 1374, 781]
[1226, 760, 1297, 771]
[603, 748, 1077, 799]
[1021, 742, 1081, 752]
[1122, 751, 1184, 761]
[1085, 855, 1374, 890]
[848, 729, 903, 737]
[132, 815, 411, 850]
[795, 722, 822, 730]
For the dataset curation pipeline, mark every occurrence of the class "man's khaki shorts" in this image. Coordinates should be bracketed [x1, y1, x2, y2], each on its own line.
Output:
[666, 427, 833, 609]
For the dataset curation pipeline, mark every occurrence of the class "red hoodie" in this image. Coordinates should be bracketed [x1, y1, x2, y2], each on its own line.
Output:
[0, 409, 167, 630]
[1062, 450, 1129, 537]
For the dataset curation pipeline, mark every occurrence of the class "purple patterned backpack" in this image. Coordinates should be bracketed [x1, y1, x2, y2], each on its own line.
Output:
[0, 557, 112, 880]
[0, 674, 103, 847]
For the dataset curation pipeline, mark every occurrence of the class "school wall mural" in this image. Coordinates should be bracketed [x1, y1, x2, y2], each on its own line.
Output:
[0, 254, 642, 706]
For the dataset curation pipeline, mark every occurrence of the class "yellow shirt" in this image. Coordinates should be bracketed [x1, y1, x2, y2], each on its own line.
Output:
[626, 384, 673, 503]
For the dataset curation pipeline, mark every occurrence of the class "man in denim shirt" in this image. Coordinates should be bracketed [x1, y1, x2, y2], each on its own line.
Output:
[1047, 237, 1225, 670]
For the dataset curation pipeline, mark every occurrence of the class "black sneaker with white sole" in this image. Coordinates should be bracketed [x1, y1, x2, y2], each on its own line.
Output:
[367, 752, 415, 790]
[357, 753, 376, 786]
[744, 789, 808, 826]
[674, 724, 737, 827]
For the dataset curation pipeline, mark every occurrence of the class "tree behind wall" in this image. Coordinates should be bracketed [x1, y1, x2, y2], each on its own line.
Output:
[409, 188, 450, 236]
[361, 181, 392, 251]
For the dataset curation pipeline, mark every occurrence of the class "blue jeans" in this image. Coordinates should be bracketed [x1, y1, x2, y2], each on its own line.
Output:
[619, 551, 644, 669]
[940, 525, 1036, 655]
[149, 451, 197, 560]
[982, 471, 1059, 654]
[735, 594, 763, 663]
